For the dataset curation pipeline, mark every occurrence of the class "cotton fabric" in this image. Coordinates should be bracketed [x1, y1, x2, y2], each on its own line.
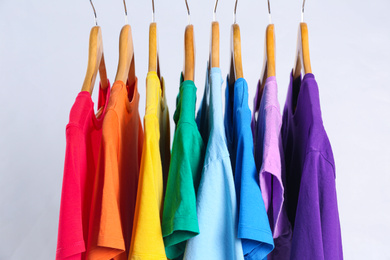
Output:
[162, 76, 205, 260]
[281, 72, 343, 259]
[183, 67, 243, 260]
[129, 71, 170, 260]
[56, 84, 110, 260]
[86, 79, 143, 260]
[225, 77, 274, 260]
[251, 77, 292, 259]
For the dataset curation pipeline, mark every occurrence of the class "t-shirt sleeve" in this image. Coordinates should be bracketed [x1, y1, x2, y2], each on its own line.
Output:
[56, 125, 85, 260]
[290, 151, 343, 260]
[237, 133, 275, 260]
[259, 105, 283, 211]
[184, 156, 244, 260]
[235, 100, 275, 260]
[162, 123, 204, 259]
[87, 111, 125, 259]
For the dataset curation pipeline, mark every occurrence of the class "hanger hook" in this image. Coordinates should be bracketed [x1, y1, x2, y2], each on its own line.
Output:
[213, 0, 219, 21]
[152, 0, 155, 22]
[301, 0, 306, 22]
[89, 0, 98, 26]
[185, 0, 191, 24]
[233, 0, 238, 24]
[123, 0, 128, 24]
[267, 0, 272, 24]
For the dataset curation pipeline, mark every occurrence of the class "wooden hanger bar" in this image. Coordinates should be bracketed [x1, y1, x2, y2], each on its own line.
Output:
[260, 24, 276, 91]
[232, 23, 243, 80]
[149, 22, 158, 72]
[266, 24, 276, 78]
[115, 24, 135, 85]
[293, 22, 312, 79]
[210, 21, 219, 68]
[81, 26, 109, 94]
[184, 24, 195, 81]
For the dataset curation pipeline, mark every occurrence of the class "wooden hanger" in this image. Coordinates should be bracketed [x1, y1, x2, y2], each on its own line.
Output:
[229, 23, 243, 85]
[183, 0, 194, 81]
[149, 23, 161, 79]
[115, 24, 136, 88]
[258, 1, 276, 91]
[229, 0, 243, 84]
[115, 1, 136, 87]
[210, 0, 219, 69]
[149, 23, 158, 73]
[210, 21, 220, 69]
[259, 24, 276, 91]
[184, 24, 195, 81]
[293, 22, 312, 79]
[81, 26, 108, 94]
[148, 1, 161, 79]
[255, 24, 276, 110]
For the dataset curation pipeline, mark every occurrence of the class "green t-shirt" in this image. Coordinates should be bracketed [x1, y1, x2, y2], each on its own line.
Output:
[162, 75, 205, 259]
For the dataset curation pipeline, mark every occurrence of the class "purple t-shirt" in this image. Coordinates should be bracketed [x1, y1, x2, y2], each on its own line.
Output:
[281, 72, 343, 259]
[251, 76, 292, 260]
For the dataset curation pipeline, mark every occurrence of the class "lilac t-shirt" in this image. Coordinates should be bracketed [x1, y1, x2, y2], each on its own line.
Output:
[251, 76, 292, 259]
[281, 72, 343, 259]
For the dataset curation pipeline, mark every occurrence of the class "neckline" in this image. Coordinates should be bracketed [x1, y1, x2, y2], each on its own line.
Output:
[180, 77, 196, 89]
[79, 81, 111, 130]
[147, 71, 167, 111]
[207, 65, 224, 130]
[253, 76, 277, 116]
[114, 78, 139, 114]
[147, 71, 164, 96]
[175, 76, 197, 124]
[288, 71, 315, 119]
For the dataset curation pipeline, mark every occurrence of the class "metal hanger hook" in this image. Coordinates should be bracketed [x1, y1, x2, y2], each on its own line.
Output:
[185, 0, 191, 24]
[301, 0, 306, 22]
[123, 0, 128, 24]
[233, 0, 238, 24]
[213, 0, 219, 21]
[89, 0, 98, 25]
[152, 0, 155, 22]
[267, 0, 272, 24]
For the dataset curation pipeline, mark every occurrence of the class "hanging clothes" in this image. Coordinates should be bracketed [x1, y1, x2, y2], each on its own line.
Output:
[183, 67, 243, 260]
[162, 74, 205, 260]
[281, 72, 343, 259]
[85, 79, 143, 260]
[251, 76, 292, 260]
[56, 84, 110, 260]
[129, 71, 170, 260]
[224, 77, 275, 260]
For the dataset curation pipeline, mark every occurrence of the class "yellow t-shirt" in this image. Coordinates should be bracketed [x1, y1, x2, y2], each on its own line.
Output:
[129, 71, 170, 260]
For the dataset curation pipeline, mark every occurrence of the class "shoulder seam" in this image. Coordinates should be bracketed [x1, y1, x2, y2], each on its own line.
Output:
[66, 123, 83, 130]
[306, 150, 335, 176]
[203, 153, 230, 169]
[176, 121, 198, 128]
[263, 104, 281, 112]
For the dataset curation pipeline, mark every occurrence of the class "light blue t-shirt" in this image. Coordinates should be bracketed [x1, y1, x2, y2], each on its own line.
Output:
[224, 77, 274, 260]
[183, 67, 244, 260]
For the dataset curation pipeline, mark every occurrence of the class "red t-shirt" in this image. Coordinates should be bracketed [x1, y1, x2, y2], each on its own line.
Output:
[56, 83, 110, 260]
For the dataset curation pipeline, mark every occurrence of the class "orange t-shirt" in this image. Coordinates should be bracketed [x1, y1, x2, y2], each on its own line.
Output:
[86, 79, 144, 260]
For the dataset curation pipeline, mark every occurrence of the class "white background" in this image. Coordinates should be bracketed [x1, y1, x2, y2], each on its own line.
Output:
[0, 0, 389, 259]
